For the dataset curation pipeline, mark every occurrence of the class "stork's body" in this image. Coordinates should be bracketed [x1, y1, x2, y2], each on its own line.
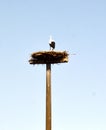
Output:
[49, 36, 55, 50]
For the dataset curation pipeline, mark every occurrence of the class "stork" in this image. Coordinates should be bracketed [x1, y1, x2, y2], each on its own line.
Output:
[49, 36, 55, 50]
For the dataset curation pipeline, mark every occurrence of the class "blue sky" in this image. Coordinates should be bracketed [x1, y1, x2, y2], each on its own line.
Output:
[0, 0, 106, 130]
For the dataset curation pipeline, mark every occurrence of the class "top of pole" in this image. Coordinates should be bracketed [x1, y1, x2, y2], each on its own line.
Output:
[29, 51, 69, 64]
[29, 36, 69, 65]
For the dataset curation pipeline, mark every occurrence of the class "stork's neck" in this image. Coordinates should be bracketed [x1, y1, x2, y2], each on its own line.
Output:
[49, 35, 54, 43]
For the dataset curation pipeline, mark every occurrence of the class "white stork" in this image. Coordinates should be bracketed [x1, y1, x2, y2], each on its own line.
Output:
[49, 36, 55, 50]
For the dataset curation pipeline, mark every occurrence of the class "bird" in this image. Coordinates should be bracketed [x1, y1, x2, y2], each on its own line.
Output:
[49, 35, 55, 50]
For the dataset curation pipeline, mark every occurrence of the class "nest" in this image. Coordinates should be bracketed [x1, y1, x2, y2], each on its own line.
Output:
[29, 51, 69, 64]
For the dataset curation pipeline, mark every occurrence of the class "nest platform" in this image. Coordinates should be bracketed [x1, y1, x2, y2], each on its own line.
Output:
[29, 51, 69, 64]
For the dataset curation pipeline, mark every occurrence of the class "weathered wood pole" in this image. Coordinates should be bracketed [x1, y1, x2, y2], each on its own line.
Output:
[29, 51, 68, 130]
[46, 64, 51, 130]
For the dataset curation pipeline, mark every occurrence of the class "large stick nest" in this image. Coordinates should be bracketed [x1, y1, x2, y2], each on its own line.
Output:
[29, 51, 69, 64]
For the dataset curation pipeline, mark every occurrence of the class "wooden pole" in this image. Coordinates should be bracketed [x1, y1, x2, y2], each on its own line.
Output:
[46, 64, 51, 130]
[29, 50, 68, 130]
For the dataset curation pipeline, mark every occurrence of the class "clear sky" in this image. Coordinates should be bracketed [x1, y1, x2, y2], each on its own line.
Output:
[0, 0, 106, 130]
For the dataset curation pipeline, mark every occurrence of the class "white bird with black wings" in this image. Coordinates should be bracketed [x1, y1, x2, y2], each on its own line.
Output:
[49, 36, 55, 50]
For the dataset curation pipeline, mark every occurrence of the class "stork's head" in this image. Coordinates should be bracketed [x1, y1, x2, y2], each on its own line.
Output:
[49, 35, 54, 44]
